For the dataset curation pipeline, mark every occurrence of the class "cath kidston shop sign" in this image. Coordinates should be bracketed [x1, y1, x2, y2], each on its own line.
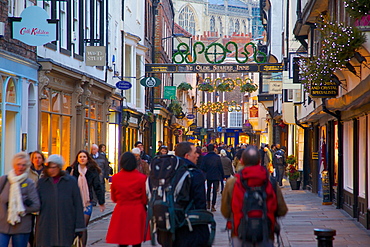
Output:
[11, 6, 57, 46]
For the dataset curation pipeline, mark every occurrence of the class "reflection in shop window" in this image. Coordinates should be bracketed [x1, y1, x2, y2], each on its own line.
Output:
[51, 114, 61, 154]
[41, 112, 50, 157]
[6, 78, 16, 103]
[62, 94, 71, 114]
[41, 89, 50, 111]
[90, 102, 96, 119]
[62, 116, 71, 166]
[52, 91, 61, 113]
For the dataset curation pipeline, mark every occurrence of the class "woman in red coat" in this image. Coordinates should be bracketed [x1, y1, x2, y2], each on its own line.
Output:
[106, 152, 150, 247]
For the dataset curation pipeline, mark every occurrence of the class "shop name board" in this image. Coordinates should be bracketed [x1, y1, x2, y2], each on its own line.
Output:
[86, 46, 106, 66]
[310, 82, 339, 98]
[145, 63, 283, 73]
[11, 6, 57, 46]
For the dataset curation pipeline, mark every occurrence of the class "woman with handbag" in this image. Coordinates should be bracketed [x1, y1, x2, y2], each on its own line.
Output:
[35, 154, 85, 247]
[66, 150, 106, 247]
[0, 152, 40, 247]
[106, 152, 150, 247]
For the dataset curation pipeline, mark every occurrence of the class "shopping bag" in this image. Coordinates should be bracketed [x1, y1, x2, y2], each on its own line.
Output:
[72, 236, 82, 247]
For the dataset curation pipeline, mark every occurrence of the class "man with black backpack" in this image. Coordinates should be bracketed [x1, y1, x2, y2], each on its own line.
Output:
[273, 144, 286, 187]
[147, 141, 214, 247]
[221, 146, 288, 247]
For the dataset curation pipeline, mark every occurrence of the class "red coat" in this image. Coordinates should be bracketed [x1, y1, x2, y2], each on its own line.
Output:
[106, 169, 150, 245]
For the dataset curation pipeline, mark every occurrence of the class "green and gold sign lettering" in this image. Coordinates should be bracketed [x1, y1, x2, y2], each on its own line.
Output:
[173, 41, 267, 64]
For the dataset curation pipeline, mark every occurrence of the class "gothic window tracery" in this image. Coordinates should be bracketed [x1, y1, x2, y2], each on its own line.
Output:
[179, 6, 196, 35]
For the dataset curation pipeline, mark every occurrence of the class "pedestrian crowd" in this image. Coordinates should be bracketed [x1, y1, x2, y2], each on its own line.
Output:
[0, 140, 289, 247]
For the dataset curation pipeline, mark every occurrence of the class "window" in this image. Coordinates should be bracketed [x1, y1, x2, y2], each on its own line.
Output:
[179, 6, 196, 35]
[235, 19, 240, 34]
[59, 1, 67, 49]
[136, 55, 142, 107]
[6, 78, 17, 104]
[218, 17, 223, 36]
[358, 116, 366, 198]
[84, 99, 104, 149]
[242, 20, 247, 34]
[343, 121, 353, 192]
[228, 112, 242, 128]
[124, 44, 132, 102]
[40, 89, 72, 165]
[229, 19, 234, 35]
[8, 0, 26, 16]
[210, 16, 215, 32]
[73, 0, 79, 53]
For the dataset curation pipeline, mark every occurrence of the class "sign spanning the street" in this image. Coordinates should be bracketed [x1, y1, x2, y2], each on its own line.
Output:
[11, 6, 57, 46]
[140, 77, 161, 87]
[115, 81, 132, 90]
[145, 63, 283, 73]
[86, 46, 106, 66]
[310, 82, 339, 98]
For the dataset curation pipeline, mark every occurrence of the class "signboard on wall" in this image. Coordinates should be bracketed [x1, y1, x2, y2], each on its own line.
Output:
[164, 86, 176, 99]
[11, 6, 57, 46]
[310, 82, 339, 98]
[86, 46, 106, 66]
[249, 106, 259, 118]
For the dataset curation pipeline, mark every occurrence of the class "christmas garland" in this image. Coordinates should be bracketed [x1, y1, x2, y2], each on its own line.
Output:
[344, 0, 370, 19]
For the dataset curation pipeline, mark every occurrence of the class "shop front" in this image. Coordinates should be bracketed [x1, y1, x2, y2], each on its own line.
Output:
[38, 61, 114, 165]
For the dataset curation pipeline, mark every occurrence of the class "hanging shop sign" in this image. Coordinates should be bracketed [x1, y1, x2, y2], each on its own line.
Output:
[175, 112, 185, 119]
[268, 72, 283, 94]
[310, 82, 339, 98]
[86, 46, 106, 66]
[249, 106, 259, 118]
[115, 81, 132, 90]
[186, 114, 195, 119]
[146, 63, 283, 73]
[189, 123, 197, 131]
[11, 6, 57, 46]
[173, 129, 183, 136]
[140, 77, 161, 87]
[200, 128, 207, 136]
[172, 41, 267, 64]
[164, 86, 177, 99]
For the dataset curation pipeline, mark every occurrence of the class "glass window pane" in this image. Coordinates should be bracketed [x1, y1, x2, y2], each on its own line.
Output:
[97, 122, 102, 145]
[97, 104, 102, 120]
[51, 91, 61, 113]
[6, 78, 16, 103]
[62, 94, 72, 115]
[90, 102, 96, 119]
[51, 114, 61, 154]
[90, 121, 96, 146]
[40, 112, 50, 156]
[61, 116, 71, 167]
[41, 89, 50, 111]
[85, 100, 89, 118]
[84, 120, 89, 149]
[0, 77, 3, 101]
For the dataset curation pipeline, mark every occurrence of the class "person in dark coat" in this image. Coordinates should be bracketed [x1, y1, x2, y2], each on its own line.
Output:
[66, 150, 106, 247]
[201, 144, 224, 212]
[156, 142, 210, 247]
[35, 154, 85, 247]
[220, 149, 234, 193]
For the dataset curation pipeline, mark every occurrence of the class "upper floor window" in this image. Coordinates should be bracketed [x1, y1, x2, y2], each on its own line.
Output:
[210, 16, 215, 32]
[228, 112, 242, 128]
[6, 78, 17, 104]
[229, 19, 234, 35]
[179, 6, 196, 35]
[235, 19, 240, 34]
[218, 17, 223, 36]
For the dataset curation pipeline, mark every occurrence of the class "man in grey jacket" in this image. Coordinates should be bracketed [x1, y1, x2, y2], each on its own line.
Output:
[91, 144, 110, 194]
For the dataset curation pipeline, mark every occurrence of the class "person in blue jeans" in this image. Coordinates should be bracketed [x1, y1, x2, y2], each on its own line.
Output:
[0, 152, 40, 247]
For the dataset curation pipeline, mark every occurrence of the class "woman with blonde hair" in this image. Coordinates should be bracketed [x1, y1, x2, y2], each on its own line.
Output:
[0, 152, 40, 247]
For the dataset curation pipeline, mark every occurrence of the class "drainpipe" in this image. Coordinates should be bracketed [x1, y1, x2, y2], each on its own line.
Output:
[322, 99, 343, 209]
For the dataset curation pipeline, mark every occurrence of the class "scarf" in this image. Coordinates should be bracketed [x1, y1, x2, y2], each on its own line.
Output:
[78, 165, 90, 208]
[7, 169, 29, 225]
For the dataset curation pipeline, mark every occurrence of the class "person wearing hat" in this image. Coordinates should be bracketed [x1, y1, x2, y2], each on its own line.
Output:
[131, 148, 150, 176]
[0, 152, 40, 247]
[35, 154, 85, 247]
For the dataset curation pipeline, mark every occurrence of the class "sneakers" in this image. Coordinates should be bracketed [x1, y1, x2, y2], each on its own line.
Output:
[211, 206, 216, 212]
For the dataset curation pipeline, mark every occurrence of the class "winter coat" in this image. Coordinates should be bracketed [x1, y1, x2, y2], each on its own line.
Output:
[0, 175, 40, 234]
[66, 164, 105, 205]
[137, 159, 150, 176]
[172, 158, 210, 247]
[35, 173, 85, 247]
[28, 165, 45, 184]
[92, 153, 110, 180]
[221, 166, 288, 239]
[221, 156, 234, 176]
[200, 152, 224, 181]
[106, 169, 149, 245]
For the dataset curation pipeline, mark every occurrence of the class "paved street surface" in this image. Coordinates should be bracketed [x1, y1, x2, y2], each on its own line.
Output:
[87, 180, 370, 246]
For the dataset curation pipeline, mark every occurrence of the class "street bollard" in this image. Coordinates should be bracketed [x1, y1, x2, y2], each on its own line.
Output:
[314, 228, 336, 247]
